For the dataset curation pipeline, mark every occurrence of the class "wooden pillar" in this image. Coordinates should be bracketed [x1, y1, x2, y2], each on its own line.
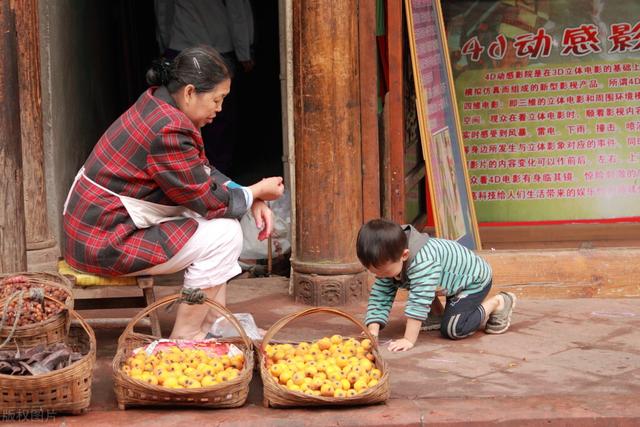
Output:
[291, 0, 369, 306]
[0, 0, 27, 272]
[359, 0, 380, 221]
[15, 0, 54, 250]
[387, 0, 405, 223]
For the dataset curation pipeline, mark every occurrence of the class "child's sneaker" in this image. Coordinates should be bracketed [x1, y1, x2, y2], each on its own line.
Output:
[485, 292, 516, 334]
[421, 314, 443, 331]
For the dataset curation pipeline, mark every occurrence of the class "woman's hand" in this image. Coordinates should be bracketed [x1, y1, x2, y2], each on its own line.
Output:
[251, 199, 273, 241]
[249, 177, 284, 202]
[387, 338, 415, 352]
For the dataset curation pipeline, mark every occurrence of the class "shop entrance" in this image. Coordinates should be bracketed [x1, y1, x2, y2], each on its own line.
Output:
[35, 0, 288, 270]
[74, 0, 284, 187]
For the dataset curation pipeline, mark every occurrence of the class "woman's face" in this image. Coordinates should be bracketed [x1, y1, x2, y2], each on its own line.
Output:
[178, 78, 231, 129]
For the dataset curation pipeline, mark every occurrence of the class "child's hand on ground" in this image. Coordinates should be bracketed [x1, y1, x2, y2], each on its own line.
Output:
[387, 338, 414, 352]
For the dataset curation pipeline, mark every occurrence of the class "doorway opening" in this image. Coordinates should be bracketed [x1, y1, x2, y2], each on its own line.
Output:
[42, 0, 289, 273]
[111, 0, 284, 185]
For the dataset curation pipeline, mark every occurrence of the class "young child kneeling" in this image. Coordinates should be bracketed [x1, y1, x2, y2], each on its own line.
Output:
[356, 218, 516, 352]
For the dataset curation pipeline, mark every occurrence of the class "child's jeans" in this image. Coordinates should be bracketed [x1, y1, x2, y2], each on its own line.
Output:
[440, 281, 492, 340]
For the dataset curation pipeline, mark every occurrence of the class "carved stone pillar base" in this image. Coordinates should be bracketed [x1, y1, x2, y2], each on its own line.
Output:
[292, 271, 369, 306]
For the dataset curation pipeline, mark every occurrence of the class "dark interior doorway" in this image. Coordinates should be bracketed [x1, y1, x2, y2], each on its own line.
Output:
[110, 0, 284, 186]
[230, 0, 284, 185]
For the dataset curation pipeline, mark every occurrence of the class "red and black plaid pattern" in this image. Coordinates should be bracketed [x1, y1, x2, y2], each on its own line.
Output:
[63, 87, 246, 276]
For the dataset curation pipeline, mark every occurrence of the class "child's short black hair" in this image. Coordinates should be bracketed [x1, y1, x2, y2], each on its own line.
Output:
[356, 218, 408, 268]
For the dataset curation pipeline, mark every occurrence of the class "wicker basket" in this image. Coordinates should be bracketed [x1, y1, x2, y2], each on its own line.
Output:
[260, 307, 390, 408]
[0, 272, 74, 351]
[112, 294, 254, 410]
[0, 296, 96, 414]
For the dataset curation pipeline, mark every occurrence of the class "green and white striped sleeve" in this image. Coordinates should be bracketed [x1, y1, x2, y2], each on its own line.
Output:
[364, 278, 398, 328]
[404, 253, 442, 321]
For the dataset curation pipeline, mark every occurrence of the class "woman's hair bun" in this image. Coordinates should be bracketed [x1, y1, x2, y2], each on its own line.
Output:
[146, 46, 230, 93]
[146, 58, 172, 86]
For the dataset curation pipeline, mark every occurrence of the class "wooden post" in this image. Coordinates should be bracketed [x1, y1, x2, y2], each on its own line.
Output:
[291, 0, 369, 305]
[359, 0, 380, 222]
[15, 0, 54, 250]
[387, 0, 405, 223]
[0, 0, 27, 272]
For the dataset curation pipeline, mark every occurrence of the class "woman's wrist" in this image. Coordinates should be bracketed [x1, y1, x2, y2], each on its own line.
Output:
[251, 197, 265, 207]
[248, 183, 260, 200]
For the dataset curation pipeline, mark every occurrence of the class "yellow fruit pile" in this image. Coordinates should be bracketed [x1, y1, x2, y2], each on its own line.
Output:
[121, 346, 244, 389]
[264, 335, 381, 398]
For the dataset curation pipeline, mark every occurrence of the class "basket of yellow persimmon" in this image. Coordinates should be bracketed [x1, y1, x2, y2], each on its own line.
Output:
[260, 307, 389, 408]
[112, 294, 253, 409]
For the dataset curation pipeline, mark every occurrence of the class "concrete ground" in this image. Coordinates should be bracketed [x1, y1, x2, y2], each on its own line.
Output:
[7, 276, 640, 426]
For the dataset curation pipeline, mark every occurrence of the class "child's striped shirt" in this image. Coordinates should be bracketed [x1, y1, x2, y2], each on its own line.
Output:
[364, 237, 492, 327]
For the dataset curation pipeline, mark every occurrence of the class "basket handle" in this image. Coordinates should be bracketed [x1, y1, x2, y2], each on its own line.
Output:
[117, 293, 253, 350]
[260, 307, 377, 352]
[43, 295, 96, 350]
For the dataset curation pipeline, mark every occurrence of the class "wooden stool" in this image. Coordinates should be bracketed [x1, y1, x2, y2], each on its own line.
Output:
[57, 259, 162, 337]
